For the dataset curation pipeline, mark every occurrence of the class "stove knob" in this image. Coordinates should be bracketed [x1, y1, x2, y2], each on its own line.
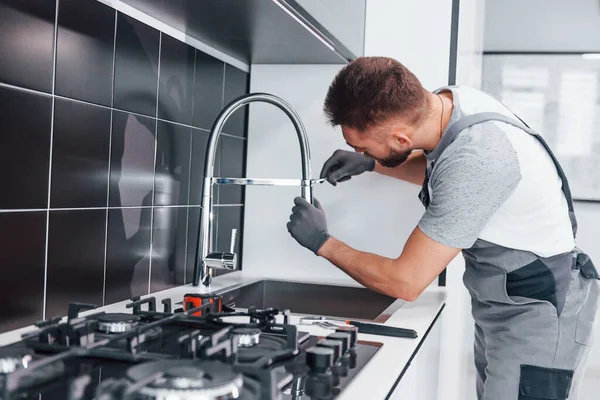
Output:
[316, 339, 342, 363]
[335, 325, 358, 348]
[305, 347, 333, 374]
[317, 339, 345, 383]
[305, 373, 334, 399]
[326, 332, 351, 354]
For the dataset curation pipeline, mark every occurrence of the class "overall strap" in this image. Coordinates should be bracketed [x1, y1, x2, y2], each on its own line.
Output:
[443, 112, 578, 238]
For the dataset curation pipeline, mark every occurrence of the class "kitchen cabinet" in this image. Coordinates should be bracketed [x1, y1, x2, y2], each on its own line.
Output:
[388, 312, 443, 400]
[295, 0, 366, 57]
[112, 0, 364, 65]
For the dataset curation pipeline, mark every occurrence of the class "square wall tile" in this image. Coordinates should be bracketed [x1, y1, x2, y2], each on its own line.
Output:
[114, 14, 159, 117]
[154, 121, 191, 206]
[189, 129, 210, 206]
[0, 86, 52, 210]
[105, 208, 151, 304]
[215, 206, 243, 256]
[0, 212, 46, 333]
[192, 51, 224, 130]
[51, 99, 111, 208]
[218, 135, 246, 205]
[151, 206, 188, 292]
[186, 207, 201, 284]
[55, 0, 115, 106]
[212, 206, 244, 276]
[185, 206, 242, 282]
[46, 209, 106, 319]
[158, 34, 195, 125]
[222, 65, 249, 137]
[0, 0, 56, 92]
[110, 111, 156, 207]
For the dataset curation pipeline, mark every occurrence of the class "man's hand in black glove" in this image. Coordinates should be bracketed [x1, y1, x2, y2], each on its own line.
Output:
[287, 197, 331, 255]
[320, 149, 376, 186]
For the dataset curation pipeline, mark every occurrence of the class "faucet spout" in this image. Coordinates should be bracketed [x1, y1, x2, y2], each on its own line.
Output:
[193, 93, 314, 287]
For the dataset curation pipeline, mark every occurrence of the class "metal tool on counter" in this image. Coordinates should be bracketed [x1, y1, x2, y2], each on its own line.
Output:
[299, 316, 418, 339]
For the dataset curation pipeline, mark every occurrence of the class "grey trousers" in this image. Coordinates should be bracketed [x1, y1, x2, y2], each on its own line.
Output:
[472, 268, 599, 400]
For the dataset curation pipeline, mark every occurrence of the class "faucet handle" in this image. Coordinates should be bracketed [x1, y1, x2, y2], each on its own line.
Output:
[204, 252, 237, 270]
[230, 228, 238, 253]
[203, 228, 238, 272]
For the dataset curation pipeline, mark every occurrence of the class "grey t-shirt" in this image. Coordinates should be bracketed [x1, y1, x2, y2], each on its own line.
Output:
[417, 87, 523, 249]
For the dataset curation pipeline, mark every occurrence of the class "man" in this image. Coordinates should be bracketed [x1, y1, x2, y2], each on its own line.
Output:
[286, 56, 599, 400]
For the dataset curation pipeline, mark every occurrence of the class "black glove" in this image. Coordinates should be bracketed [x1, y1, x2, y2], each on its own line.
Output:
[320, 150, 375, 186]
[287, 197, 331, 255]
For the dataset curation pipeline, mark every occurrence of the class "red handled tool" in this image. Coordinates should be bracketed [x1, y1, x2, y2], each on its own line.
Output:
[183, 293, 223, 317]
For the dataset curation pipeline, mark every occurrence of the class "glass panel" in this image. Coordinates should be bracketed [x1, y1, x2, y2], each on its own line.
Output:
[482, 54, 600, 201]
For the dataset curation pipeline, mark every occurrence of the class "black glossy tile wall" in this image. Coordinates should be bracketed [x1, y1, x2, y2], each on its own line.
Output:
[211, 206, 244, 277]
[218, 135, 247, 205]
[0, 86, 52, 210]
[193, 51, 225, 130]
[223, 65, 249, 137]
[0, 3, 250, 333]
[110, 111, 156, 207]
[186, 207, 201, 284]
[151, 206, 189, 291]
[0, 0, 56, 92]
[154, 121, 192, 206]
[105, 208, 152, 304]
[46, 210, 106, 318]
[189, 129, 211, 206]
[55, 0, 115, 106]
[113, 14, 160, 117]
[158, 34, 195, 125]
[51, 98, 111, 208]
[0, 212, 46, 333]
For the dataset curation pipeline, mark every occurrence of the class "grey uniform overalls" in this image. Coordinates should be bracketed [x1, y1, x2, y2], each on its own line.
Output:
[418, 111, 600, 400]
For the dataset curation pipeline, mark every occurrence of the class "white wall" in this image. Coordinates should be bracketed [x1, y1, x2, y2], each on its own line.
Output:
[456, 0, 486, 89]
[484, 0, 600, 52]
[243, 65, 423, 282]
[364, 0, 452, 90]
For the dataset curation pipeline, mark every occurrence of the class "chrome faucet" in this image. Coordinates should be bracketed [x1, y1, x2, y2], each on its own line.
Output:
[193, 93, 317, 287]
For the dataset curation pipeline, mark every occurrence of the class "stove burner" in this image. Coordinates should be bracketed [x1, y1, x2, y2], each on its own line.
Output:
[236, 335, 288, 363]
[0, 357, 25, 374]
[231, 327, 261, 348]
[0, 348, 65, 391]
[127, 360, 244, 399]
[0, 348, 33, 374]
[97, 313, 140, 334]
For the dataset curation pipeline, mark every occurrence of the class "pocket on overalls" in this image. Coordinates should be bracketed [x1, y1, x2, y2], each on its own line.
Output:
[504, 256, 566, 313]
[518, 365, 573, 400]
[574, 251, 600, 346]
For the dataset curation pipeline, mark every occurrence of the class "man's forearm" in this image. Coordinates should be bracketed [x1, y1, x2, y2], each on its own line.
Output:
[373, 150, 426, 186]
[317, 237, 418, 301]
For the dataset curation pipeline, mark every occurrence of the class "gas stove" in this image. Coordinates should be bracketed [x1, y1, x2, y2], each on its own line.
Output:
[0, 294, 382, 399]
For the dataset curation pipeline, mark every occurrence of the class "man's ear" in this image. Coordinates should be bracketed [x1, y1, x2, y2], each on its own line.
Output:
[392, 131, 413, 150]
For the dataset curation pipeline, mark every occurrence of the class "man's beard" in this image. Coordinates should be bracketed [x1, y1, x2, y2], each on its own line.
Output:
[368, 147, 411, 168]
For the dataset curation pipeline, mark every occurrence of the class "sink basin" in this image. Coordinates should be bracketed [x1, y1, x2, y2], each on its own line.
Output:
[217, 279, 404, 322]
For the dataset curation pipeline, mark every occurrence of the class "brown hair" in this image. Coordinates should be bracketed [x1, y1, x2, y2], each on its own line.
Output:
[323, 57, 427, 131]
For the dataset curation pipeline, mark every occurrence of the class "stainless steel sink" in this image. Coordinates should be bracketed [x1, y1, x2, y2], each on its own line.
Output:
[217, 279, 405, 322]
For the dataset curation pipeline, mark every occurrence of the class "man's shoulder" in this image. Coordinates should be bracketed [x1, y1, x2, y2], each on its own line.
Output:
[428, 123, 522, 203]
[436, 120, 519, 168]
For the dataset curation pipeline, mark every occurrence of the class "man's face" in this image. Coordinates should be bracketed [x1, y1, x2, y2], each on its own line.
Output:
[341, 121, 413, 168]
[370, 145, 412, 168]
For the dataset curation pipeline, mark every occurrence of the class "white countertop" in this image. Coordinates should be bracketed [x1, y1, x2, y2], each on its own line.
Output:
[0, 271, 447, 399]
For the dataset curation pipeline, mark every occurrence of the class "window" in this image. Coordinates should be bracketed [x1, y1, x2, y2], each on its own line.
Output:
[482, 54, 600, 201]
